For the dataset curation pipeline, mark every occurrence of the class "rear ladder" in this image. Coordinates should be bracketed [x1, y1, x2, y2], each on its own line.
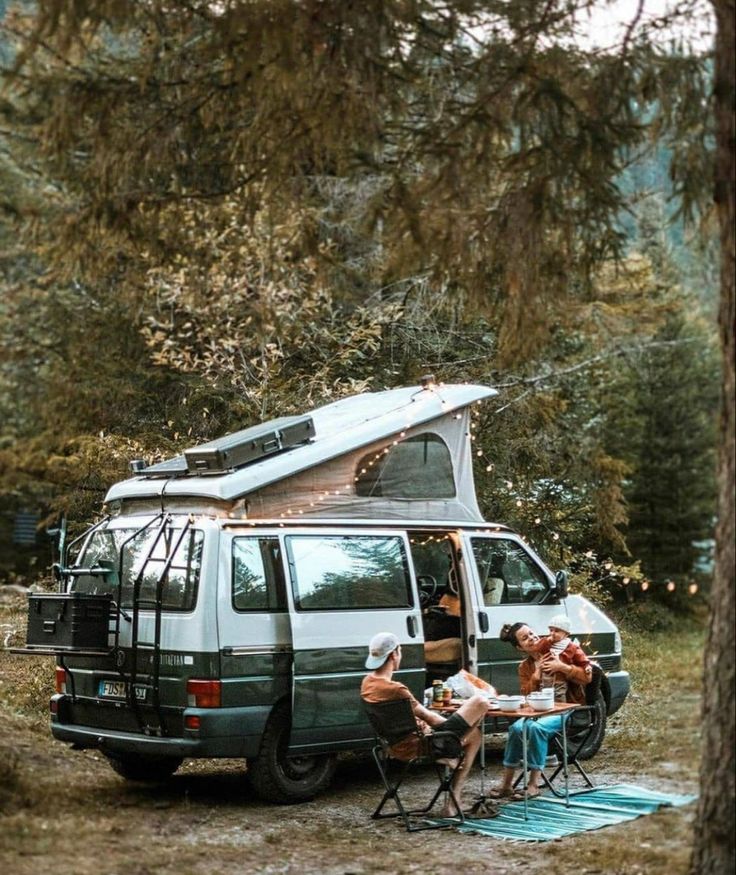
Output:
[125, 514, 194, 736]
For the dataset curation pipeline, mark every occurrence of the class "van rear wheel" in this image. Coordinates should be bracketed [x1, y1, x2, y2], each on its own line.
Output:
[105, 752, 183, 782]
[246, 701, 337, 803]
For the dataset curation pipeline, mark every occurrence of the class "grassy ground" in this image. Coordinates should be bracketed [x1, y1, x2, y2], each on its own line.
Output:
[0, 592, 704, 874]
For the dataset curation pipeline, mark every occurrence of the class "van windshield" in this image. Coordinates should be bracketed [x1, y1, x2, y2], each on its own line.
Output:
[71, 525, 204, 612]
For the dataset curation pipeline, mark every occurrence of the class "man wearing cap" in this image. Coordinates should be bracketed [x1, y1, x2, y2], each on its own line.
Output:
[536, 614, 592, 702]
[360, 631, 488, 816]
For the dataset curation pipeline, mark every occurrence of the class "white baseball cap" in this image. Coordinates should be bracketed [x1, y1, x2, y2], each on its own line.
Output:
[548, 614, 571, 634]
[365, 632, 400, 669]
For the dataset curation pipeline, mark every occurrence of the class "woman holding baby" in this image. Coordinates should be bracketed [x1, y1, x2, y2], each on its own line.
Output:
[489, 616, 592, 800]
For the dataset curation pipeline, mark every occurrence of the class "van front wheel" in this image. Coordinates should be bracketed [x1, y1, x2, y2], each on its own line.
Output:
[246, 702, 337, 803]
[570, 691, 607, 761]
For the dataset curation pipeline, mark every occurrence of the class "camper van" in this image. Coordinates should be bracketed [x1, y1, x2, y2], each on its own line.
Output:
[23, 382, 629, 803]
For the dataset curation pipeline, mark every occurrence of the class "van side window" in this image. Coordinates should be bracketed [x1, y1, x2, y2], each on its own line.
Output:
[354, 433, 456, 498]
[232, 537, 287, 612]
[287, 535, 413, 610]
[471, 538, 549, 606]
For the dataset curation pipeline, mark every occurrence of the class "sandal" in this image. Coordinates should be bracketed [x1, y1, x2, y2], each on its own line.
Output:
[487, 787, 521, 800]
[487, 788, 529, 802]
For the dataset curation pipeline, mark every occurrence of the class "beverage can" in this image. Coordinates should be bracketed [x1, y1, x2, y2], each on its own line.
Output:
[442, 686, 452, 705]
[432, 680, 444, 703]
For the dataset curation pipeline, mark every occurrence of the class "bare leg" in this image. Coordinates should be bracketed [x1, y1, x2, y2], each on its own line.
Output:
[440, 723, 483, 816]
[487, 765, 517, 798]
[440, 694, 489, 816]
[526, 768, 542, 797]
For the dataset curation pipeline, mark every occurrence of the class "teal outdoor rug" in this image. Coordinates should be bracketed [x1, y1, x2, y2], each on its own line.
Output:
[433, 784, 697, 842]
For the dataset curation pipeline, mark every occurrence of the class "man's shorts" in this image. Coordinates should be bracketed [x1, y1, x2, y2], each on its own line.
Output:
[441, 711, 471, 738]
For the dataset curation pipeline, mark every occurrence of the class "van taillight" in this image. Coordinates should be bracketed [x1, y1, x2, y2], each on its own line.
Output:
[186, 679, 221, 708]
[55, 666, 67, 694]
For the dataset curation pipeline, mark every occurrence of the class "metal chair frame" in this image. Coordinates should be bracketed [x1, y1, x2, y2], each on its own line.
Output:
[364, 698, 466, 832]
[515, 663, 604, 796]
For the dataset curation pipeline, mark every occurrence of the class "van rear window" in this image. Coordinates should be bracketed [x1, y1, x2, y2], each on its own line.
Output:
[71, 526, 203, 612]
[287, 535, 413, 610]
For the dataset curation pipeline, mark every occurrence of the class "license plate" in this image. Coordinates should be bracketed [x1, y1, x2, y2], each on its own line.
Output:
[98, 680, 147, 701]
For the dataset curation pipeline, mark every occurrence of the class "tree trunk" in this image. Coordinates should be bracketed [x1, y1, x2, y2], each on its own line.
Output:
[691, 3, 735, 873]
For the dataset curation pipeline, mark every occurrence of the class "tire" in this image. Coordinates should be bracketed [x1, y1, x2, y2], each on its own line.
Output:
[246, 701, 337, 804]
[105, 752, 183, 782]
[569, 691, 607, 761]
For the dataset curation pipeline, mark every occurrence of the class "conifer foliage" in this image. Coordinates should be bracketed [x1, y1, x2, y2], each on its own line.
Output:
[0, 2, 732, 866]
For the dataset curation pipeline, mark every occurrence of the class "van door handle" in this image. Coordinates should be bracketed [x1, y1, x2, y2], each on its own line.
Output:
[406, 616, 418, 638]
[478, 611, 489, 633]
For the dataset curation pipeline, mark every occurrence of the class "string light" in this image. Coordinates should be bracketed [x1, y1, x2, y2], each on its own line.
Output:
[235, 399, 703, 601]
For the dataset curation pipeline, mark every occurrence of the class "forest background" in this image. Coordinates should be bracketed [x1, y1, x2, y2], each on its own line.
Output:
[0, 1, 732, 872]
[0, 0, 721, 617]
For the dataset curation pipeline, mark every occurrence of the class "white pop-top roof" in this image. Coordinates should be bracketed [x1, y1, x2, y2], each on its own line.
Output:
[105, 382, 497, 504]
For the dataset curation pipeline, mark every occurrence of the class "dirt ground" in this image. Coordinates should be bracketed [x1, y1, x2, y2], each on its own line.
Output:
[0, 595, 702, 875]
[0, 698, 700, 875]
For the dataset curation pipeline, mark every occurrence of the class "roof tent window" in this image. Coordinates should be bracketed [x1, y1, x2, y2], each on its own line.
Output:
[355, 433, 456, 499]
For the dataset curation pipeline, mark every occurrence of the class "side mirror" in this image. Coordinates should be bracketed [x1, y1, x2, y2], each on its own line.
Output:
[554, 570, 569, 599]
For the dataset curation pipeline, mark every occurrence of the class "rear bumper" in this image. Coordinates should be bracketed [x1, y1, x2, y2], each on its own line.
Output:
[605, 670, 630, 715]
[51, 696, 272, 759]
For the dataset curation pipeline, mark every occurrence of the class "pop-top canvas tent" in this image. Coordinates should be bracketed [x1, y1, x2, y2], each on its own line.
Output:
[106, 382, 498, 521]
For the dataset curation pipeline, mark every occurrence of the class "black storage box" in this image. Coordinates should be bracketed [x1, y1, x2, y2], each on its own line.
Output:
[184, 414, 316, 474]
[26, 593, 113, 652]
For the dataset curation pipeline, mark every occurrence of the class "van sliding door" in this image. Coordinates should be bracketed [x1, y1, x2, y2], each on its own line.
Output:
[285, 530, 425, 751]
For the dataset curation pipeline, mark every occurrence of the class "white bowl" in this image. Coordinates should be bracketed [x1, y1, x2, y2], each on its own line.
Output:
[497, 695, 525, 712]
[527, 694, 554, 711]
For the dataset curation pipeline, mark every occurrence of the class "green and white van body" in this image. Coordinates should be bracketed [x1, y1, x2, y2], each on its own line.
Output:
[47, 383, 629, 801]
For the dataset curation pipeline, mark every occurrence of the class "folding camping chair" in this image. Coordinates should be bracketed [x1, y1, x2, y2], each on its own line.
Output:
[542, 663, 604, 795]
[364, 698, 466, 831]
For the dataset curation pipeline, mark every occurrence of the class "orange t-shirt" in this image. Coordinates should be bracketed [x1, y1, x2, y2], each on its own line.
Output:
[360, 674, 429, 760]
[438, 593, 461, 617]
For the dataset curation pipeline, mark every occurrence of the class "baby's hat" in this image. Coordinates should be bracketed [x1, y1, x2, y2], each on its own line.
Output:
[548, 614, 571, 634]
